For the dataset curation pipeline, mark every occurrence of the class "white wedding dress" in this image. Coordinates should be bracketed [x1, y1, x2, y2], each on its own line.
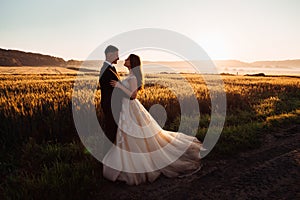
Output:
[102, 73, 203, 185]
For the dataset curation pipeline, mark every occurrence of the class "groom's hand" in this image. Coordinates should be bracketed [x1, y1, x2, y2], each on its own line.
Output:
[110, 80, 121, 88]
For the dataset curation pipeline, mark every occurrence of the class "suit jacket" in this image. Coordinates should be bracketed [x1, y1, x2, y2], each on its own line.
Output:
[99, 62, 128, 113]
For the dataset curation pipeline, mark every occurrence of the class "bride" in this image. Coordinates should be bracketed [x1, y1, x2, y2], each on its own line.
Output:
[102, 54, 203, 185]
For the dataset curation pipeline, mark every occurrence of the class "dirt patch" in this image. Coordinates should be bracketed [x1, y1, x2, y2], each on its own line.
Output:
[94, 126, 300, 200]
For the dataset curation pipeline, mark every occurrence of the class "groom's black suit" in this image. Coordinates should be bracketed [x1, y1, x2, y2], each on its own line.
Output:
[99, 62, 127, 143]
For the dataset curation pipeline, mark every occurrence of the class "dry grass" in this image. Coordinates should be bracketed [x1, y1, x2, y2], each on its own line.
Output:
[0, 73, 299, 199]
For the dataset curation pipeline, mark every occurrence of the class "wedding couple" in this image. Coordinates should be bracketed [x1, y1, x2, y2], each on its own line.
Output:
[99, 45, 203, 185]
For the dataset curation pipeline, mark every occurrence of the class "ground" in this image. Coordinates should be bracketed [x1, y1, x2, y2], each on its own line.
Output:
[95, 125, 300, 200]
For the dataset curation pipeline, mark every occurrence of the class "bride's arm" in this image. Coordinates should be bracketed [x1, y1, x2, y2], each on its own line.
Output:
[110, 78, 138, 99]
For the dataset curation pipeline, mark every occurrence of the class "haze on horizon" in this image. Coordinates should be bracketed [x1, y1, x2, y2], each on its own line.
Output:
[1, 0, 300, 62]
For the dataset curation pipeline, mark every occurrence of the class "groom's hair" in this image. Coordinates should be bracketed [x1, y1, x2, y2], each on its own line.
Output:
[104, 45, 118, 55]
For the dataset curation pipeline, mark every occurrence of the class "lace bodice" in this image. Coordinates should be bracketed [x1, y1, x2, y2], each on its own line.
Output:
[121, 73, 136, 90]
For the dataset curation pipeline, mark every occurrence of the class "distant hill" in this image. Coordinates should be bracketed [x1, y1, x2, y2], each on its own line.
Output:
[0, 48, 66, 66]
[251, 60, 300, 68]
[213, 60, 252, 68]
[0, 48, 299, 71]
[214, 59, 300, 68]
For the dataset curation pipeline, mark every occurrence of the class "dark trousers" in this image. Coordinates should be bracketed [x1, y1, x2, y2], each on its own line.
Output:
[102, 108, 118, 144]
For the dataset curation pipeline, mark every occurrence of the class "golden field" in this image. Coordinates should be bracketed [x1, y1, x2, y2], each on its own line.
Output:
[0, 73, 299, 199]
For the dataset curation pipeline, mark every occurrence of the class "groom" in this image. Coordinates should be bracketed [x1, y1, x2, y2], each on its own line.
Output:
[99, 45, 126, 144]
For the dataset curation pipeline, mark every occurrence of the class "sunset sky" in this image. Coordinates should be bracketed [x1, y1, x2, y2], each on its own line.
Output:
[1, 0, 299, 62]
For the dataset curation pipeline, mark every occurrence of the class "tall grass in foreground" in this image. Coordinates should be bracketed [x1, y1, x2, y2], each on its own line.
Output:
[0, 74, 299, 199]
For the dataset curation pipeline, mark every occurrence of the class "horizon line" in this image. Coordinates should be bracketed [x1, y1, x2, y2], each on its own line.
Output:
[1, 47, 300, 63]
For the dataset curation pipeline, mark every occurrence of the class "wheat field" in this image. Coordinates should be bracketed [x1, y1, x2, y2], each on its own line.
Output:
[0, 73, 299, 199]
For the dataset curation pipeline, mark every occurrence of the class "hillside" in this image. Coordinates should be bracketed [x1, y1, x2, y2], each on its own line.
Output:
[0, 48, 299, 73]
[251, 60, 300, 68]
[0, 48, 66, 66]
[213, 60, 252, 68]
[214, 59, 300, 68]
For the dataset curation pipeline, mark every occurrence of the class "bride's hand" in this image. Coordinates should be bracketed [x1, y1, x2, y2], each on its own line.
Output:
[110, 80, 121, 88]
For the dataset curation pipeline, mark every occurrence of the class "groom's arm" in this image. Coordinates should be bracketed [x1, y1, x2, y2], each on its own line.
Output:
[106, 70, 131, 99]
[100, 68, 117, 87]
[110, 77, 138, 100]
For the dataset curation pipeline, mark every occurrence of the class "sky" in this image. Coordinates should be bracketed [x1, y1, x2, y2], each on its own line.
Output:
[1, 0, 300, 62]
